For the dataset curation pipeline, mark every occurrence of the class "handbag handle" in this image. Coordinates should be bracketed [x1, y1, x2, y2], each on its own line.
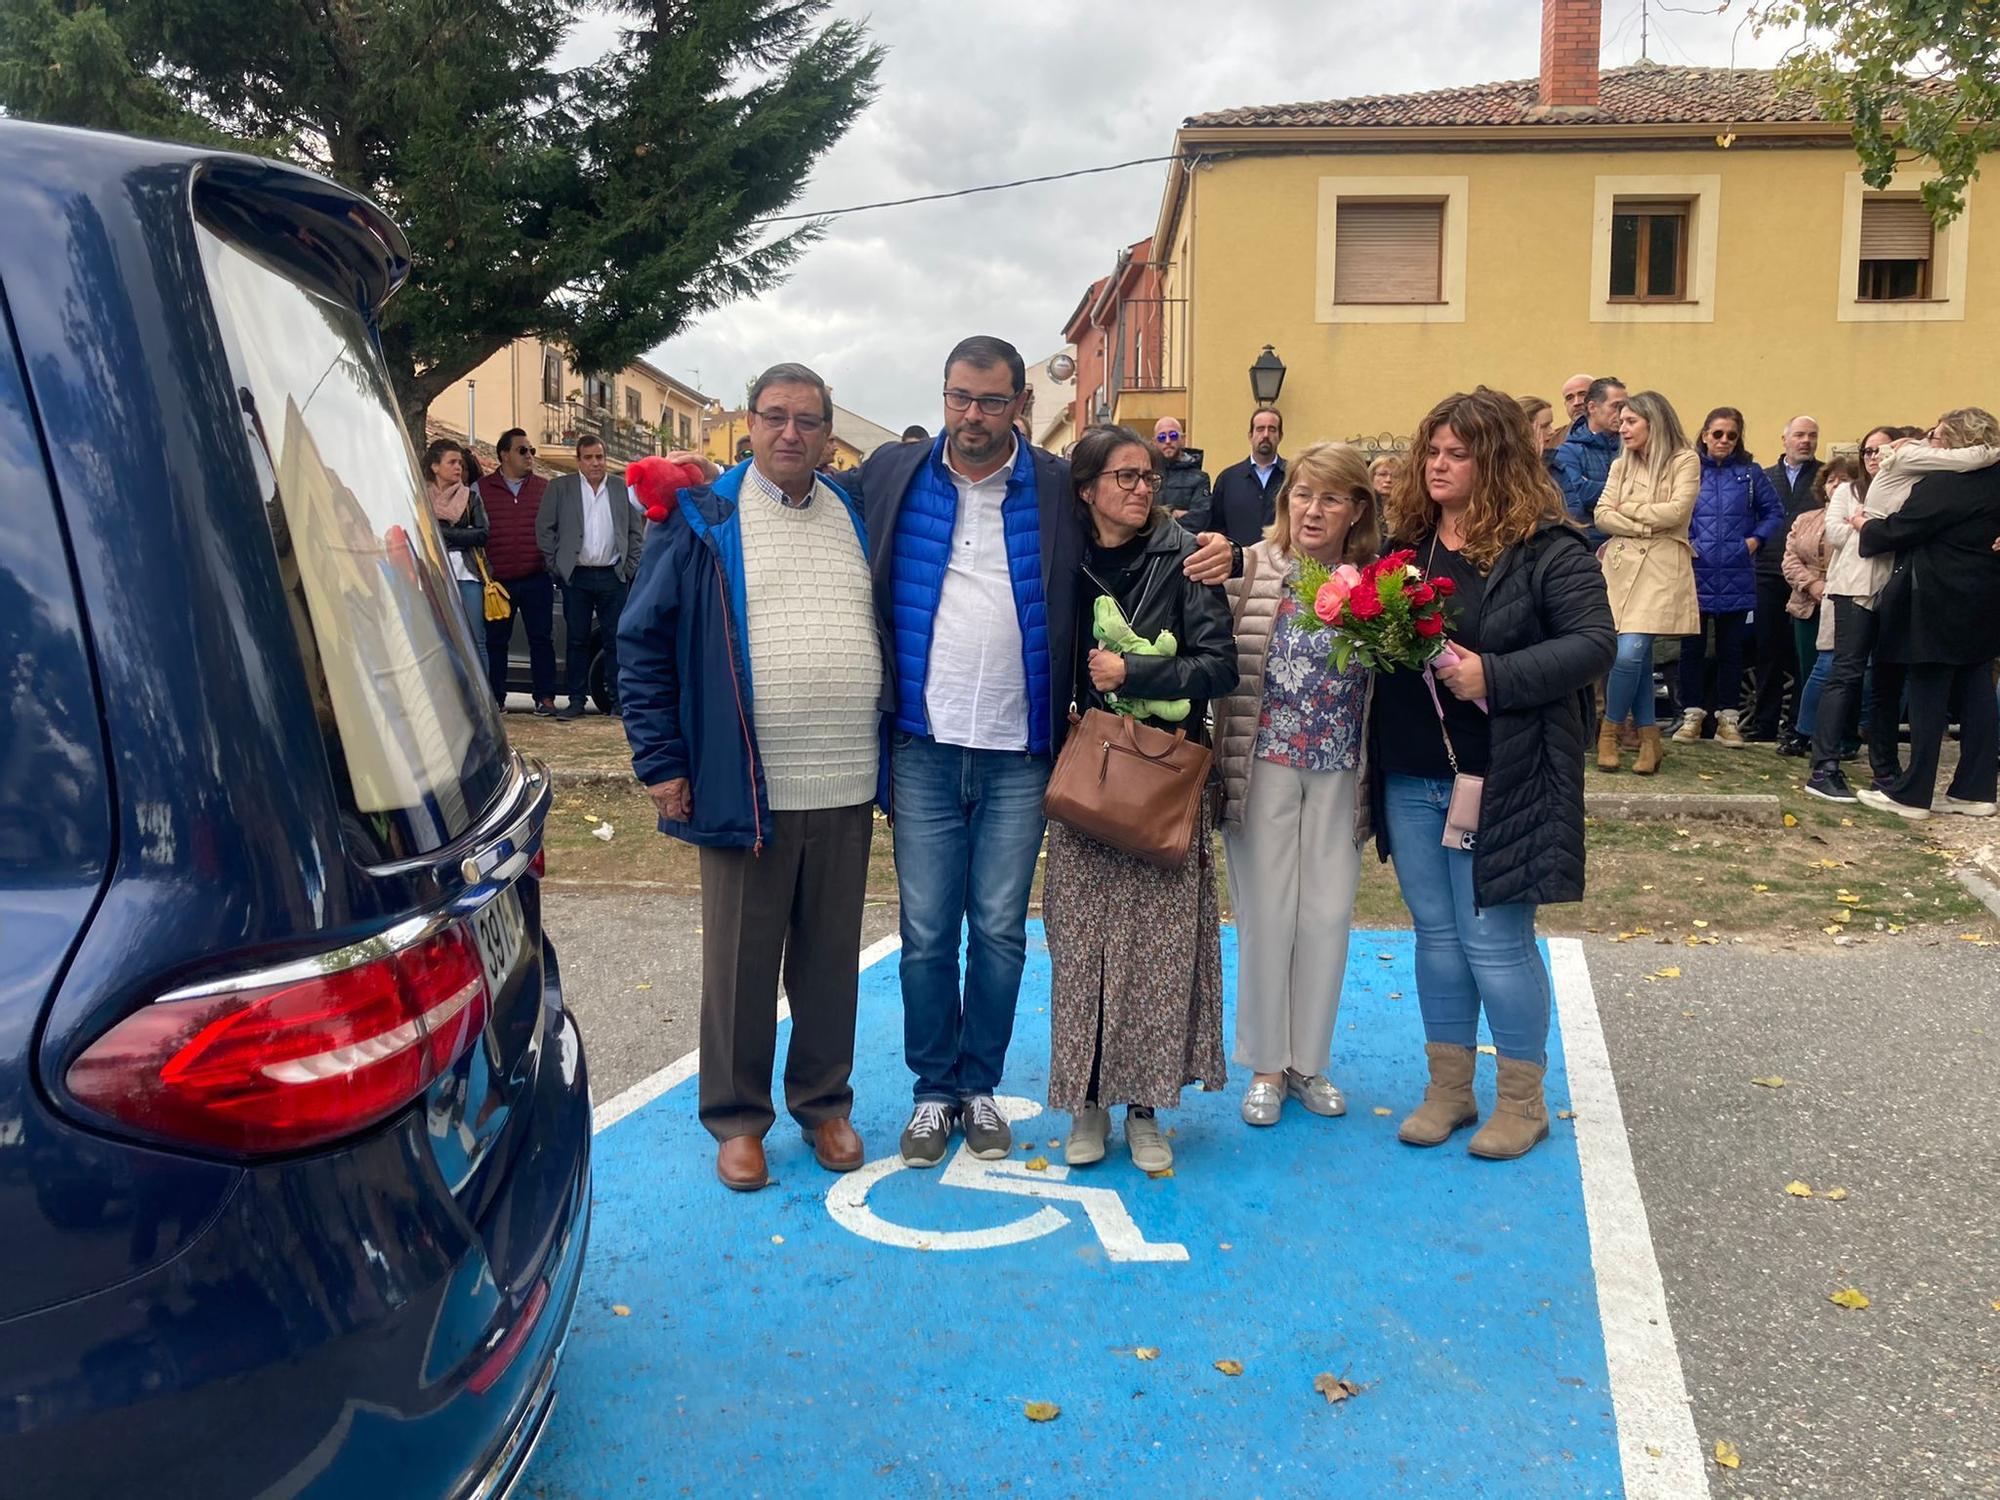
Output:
[1112, 715, 1189, 762]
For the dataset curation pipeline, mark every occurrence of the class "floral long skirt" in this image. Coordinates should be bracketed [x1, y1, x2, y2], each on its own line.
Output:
[1042, 796, 1227, 1113]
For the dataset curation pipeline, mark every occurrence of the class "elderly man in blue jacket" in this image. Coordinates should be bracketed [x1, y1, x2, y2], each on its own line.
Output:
[1551, 375, 1626, 550]
[618, 362, 886, 1194]
[845, 335, 1233, 1171]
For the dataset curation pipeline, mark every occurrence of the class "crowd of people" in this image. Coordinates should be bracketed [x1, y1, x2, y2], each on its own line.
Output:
[577, 333, 1999, 1193]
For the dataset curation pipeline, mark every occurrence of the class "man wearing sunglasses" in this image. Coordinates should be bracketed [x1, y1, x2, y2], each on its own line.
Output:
[846, 336, 1233, 1169]
[476, 427, 558, 714]
[1153, 415, 1210, 523]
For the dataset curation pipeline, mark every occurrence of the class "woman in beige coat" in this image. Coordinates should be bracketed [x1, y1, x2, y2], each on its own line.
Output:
[1593, 391, 1699, 773]
[1215, 443, 1377, 1127]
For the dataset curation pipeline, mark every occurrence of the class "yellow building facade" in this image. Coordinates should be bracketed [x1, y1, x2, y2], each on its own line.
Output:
[428, 340, 709, 470]
[1153, 64, 1983, 459]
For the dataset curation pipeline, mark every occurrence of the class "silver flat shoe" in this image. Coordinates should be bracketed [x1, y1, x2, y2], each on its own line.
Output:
[1240, 1080, 1284, 1126]
[1065, 1105, 1109, 1166]
[1286, 1071, 1347, 1117]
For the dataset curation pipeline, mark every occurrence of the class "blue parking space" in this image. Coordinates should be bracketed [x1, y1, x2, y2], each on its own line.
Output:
[527, 928, 1635, 1497]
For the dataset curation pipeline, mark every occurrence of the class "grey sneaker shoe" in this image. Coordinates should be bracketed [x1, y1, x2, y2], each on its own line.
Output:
[1064, 1105, 1110, 1166]
[898, 1100, 956, 1168]
[961, 1093, 1012, 1160]
[1285, 1070, 1347, 1117]
[1125, 1108, 1173, 1173]
[1240, 1080, 1284, 1126]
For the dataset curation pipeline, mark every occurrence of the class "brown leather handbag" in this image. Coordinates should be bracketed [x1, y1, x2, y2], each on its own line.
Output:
[1043, 706, 1212, 868]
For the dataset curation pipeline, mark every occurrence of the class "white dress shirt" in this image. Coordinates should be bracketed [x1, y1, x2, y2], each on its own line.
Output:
[923, 441, 1029, 751]
[577, 475, 618, 567]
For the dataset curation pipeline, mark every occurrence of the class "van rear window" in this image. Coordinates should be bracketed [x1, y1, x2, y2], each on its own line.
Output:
[196, 219, 509, 862]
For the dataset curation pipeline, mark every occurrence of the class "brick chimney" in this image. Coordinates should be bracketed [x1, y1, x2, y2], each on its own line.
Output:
[1538, 0, 1602, 110]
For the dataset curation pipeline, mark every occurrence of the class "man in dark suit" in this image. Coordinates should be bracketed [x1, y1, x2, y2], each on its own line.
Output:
[537, 432, 645, 718]
[1750, 415, 1822, 744]
[1186, 406, 1286, 544]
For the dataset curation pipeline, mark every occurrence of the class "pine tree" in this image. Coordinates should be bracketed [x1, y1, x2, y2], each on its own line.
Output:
[0, 0, 881, 441]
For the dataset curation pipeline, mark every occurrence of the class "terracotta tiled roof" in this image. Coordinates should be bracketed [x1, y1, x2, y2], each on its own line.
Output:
[1186, 62, 1894, 130]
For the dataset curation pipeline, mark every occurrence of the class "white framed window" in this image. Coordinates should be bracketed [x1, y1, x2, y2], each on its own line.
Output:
[1315, 176, 1468, 325]
[1838, 171, 1967, 323]
[1589, 175, 1719, 324]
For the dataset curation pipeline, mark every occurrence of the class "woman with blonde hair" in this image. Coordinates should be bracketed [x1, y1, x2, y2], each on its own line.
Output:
[1215, 443, 1378, 1126]
[1372, 389, 1614, 1160]
[1593, 390, 1700, 774]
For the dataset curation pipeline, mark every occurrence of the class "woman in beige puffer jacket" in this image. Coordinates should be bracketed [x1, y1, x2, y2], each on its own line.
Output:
[1213, 442, 1377, 1130]
[1593, 391, 1700, 773]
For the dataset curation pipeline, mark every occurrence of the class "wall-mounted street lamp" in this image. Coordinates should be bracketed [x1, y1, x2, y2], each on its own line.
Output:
[1248, 345, 1286, 405]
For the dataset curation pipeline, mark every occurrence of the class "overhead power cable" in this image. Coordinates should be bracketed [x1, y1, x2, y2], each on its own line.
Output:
[750, 153, 1188, 226]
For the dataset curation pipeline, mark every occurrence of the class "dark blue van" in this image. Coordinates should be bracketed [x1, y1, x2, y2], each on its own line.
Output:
[0, 121, 591, 1497]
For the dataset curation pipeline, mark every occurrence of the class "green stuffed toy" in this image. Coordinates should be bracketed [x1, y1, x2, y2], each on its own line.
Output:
[1092, 595, 1190, 722]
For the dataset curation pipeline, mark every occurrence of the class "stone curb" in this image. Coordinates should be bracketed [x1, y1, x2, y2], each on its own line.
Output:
[1584, 791, 1782, 824]
[547, 767, 636, 791]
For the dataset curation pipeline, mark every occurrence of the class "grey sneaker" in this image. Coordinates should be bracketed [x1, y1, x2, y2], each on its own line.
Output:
[1125, 1109, 1173, 1173]
[1240, 1080, 1284, 1126]
[1285, 1070, 1347, 1117]
[961, 1094, 1011, 1160]
[1064, 1105, 1110, 1166]
[1857, 786, 1931, 821]
[898, 1100, 956, 1168]
[1939, 795, 1998, 817]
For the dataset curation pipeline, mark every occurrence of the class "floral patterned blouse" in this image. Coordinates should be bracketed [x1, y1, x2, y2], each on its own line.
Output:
[1254, 565, 1369, 772]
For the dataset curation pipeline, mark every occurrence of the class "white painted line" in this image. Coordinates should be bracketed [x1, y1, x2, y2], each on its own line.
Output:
[590, 932, 903, 1133]
[1549, 936, 1710, 1500]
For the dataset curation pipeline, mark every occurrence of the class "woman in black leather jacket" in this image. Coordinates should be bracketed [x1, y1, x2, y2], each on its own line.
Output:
[1042, 424, 1238, 1178]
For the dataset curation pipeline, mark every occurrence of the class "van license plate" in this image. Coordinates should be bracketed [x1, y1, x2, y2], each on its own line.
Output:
[472, 885, 526, 994]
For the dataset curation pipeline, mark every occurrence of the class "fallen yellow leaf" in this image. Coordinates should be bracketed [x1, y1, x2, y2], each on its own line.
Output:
[1825, 1187, 1849, 1201]
[1714, 1439, 1741, 1470]
[1837, 892, 1860, 904]
[1557, 1109, 1576, 1120]
[1887, 924, 1906, 934]
[1839, 817, 1854, 826]
[1828, 1287, 1871, 1310]
[1313, 1372, 1362, 1404]
[1822, 925, 1845, 937]
[1024, 1156, 1049, 1172]
[1147, 1168, 1175, 1179]
[771, 1234, 784, 1245]
[1654, 966, 1682, 979]
[612, 1304, 631, 1317]
[1831, 908, 1852, 923]
[1783, 813, 1799, 828]
[1675, 827, 1692, 837]
[1753, 883, 1770, 892]
[1813, 858, 1842, 870]
[1990, 1301, 2000, 1313]
[1646, 1444, 1663, 1457]
[635, 981, 653, 991]
[1784, 1180, 1813, 1198]
[1960, 933, 1988, 943]
[1372, 1106, 1392, 1116]
[1751, 1075, 1787, 1088]
[1692, 919, 1710, 929]
[1642, 883, 1655, 891]
[1476, 1044, 1497, 1055]
[1218, 1242, 1233, 1251]
[1214, 1359, 1244, 1376]
[1135, 1347, 1160, 1361]
[1023, 1401, 1060, 1422]
[1633, 926, 1652, 936]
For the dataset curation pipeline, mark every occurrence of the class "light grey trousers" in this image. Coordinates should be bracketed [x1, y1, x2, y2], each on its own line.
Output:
[1222, 760, 1363, 1077]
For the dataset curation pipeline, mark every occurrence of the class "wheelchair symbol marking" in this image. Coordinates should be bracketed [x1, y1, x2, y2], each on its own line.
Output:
[824, 1094, 1188, 1263]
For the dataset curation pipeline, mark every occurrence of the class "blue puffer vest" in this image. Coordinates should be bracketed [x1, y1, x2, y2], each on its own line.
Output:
[888, 435, 1051, 753]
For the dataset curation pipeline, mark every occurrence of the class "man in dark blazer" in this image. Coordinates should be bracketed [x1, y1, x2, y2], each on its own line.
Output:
[1855, 460, 2000, 817]
[537, 432, 646, 718]
[1750, 415, 1822, 744]
[1185, 406, 1286, 544]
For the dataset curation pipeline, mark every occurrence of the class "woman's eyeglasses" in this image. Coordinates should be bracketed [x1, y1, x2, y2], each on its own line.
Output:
[1861, 446, 1883, 458]
[1102, 468, 1164, 493]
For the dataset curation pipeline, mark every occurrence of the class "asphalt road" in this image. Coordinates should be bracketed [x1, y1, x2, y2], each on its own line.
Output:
[544, 885, 2000, 1499]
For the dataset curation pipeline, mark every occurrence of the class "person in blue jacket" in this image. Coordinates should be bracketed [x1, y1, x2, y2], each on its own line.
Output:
[1670, 407, 1785, 746]
[1550, 375, 1626, 549]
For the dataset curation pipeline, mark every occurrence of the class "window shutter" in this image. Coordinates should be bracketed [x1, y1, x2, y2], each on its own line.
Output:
[1860, 198, 1933, 260]
[1334, 201, 1443, 304]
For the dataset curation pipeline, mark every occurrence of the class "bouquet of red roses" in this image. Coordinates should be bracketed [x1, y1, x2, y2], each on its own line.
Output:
[1291, 547, 1458, 675]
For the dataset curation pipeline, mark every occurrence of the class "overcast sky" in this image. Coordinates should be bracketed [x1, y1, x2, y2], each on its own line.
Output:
[560, 2, 1798, 432]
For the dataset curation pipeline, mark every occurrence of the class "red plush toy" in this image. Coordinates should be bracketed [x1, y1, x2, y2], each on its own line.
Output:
[624, 456, 709, 523]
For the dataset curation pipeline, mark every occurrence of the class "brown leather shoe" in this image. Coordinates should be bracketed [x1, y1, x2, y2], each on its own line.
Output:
[806, 1115, 864, 1173]
[715, 1135, 769, 1192]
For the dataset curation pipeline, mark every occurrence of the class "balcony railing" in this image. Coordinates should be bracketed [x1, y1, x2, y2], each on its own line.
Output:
[539, 398, 660, 464]
[1109, 296, 1188, 395]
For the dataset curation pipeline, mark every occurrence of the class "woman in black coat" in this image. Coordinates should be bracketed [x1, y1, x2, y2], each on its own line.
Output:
[1042, 424, 1239, 1178]
[1370, 387, 1615, 1162]
[1855, 419, 2000, 818]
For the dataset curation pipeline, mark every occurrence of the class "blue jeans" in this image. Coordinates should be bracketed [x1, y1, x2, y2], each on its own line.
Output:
[1793, 648, 1834, 738]
[1603, 632, 1657, 726]
[457, 579, 486, 644]
[891, 734, 1051, 1102]
[1381, 774, 1552, 1064]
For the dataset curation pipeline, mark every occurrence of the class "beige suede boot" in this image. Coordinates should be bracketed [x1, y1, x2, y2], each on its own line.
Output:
[1634, 724, 1665, 775]
[1468, 1056, 1551, 1160]
[1596, 717, 1622, 772]
[1397, 1043, 1479, 1146]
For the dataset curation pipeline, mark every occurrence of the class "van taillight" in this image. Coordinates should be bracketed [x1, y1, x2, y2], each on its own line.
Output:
[67, 924, 490, 1155]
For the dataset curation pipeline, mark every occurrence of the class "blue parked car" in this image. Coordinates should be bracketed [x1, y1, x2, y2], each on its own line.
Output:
[0, 121, 591, 1498]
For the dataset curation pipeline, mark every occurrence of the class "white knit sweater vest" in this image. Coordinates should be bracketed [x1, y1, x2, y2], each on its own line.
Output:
[737, 480, 882, 811]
